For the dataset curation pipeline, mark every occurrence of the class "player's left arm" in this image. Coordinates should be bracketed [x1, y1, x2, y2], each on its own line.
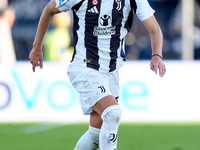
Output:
[143, 15, 166, 77]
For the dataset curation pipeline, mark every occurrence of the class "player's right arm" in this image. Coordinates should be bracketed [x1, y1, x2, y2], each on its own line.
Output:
[29, 0, 61, 72]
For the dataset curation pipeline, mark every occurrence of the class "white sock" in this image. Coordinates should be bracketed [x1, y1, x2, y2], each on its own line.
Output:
[99, 105, 122, 150]
[74, 125, 100, 150]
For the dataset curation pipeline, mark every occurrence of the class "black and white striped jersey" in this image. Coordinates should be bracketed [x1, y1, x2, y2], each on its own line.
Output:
[55, 0, 155, 73]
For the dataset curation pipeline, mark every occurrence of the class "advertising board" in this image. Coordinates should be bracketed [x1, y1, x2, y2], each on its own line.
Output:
[0, 61, 200, 122]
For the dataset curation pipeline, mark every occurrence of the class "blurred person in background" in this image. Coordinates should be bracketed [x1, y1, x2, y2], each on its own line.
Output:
[194, 0, 200, 59]
[125, 0, 180, 60]
[8, 0, 50, 60]
[0, 1, 16, 63]
[29, 0, 166, 150]
[43, 12, 73, 62]
[0, 0, 8, 11]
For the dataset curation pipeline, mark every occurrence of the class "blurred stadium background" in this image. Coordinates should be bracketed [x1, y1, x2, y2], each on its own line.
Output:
[0, 0, 200, 150]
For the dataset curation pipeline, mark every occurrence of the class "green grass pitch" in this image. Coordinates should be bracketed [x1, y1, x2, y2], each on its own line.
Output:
[0, 123, 200, 150]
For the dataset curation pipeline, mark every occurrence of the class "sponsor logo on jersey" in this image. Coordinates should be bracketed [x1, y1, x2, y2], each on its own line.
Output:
[93, 26, 116, 36]
[93, 15, 116, 36]
[100, 15, 111, 26]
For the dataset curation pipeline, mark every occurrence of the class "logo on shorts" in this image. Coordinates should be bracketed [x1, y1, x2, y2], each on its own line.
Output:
[98, 86, 106, 93]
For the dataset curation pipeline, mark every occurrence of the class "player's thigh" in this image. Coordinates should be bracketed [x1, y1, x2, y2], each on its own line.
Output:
[92, 70, 120, 116]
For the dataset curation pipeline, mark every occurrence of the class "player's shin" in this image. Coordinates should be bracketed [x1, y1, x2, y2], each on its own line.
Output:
[99, 105, 122, 150]
[74, 125, 100, 150]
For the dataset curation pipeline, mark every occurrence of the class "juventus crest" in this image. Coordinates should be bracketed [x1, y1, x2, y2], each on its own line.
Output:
[116, 0, 121, 10]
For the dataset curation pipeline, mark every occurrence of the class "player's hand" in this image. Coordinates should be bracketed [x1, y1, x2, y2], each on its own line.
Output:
[150, 55, 166, 77]
[29, 46, 43, 72]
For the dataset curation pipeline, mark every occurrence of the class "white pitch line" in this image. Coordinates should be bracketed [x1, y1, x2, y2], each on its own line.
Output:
[22, 124, 66, 134]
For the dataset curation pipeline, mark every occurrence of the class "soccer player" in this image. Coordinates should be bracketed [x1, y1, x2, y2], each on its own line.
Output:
[29, 0, 166, 149]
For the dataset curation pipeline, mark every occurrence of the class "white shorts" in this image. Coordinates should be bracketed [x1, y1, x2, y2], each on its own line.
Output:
[67, 63, 120, 115]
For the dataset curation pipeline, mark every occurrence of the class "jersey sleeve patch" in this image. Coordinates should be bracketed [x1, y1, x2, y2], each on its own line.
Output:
[55, 0, 70, 12]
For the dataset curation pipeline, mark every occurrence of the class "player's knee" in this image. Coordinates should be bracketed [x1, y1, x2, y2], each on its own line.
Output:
[101, 105, 122, 124]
